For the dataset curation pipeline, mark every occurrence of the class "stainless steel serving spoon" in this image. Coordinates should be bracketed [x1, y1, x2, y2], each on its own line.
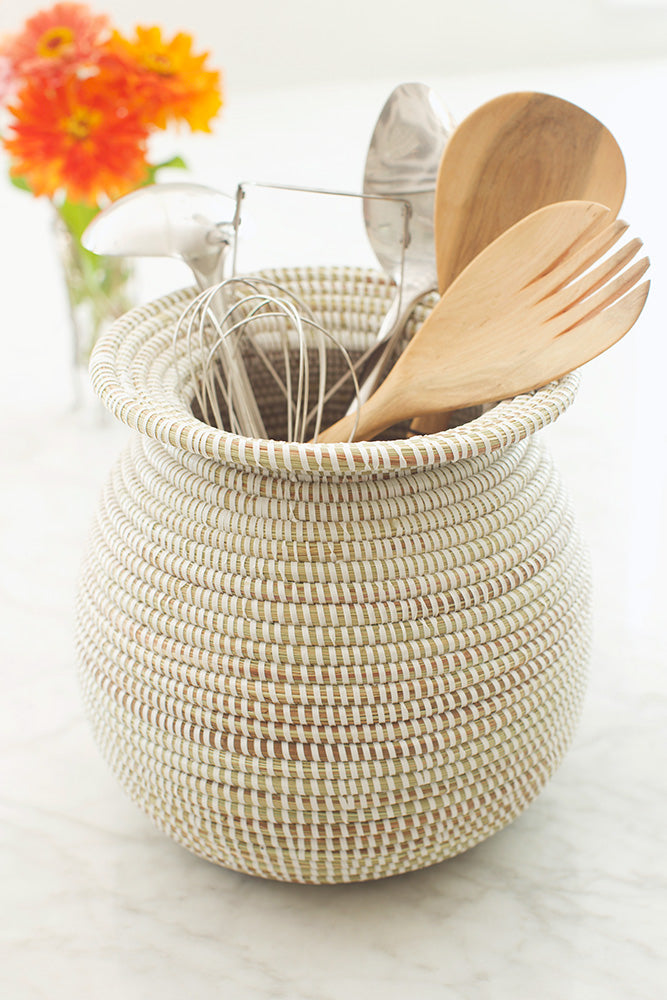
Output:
[352, 82, 454, 406]
[83, 181, 267, 437]
[82, 181, 236, 290]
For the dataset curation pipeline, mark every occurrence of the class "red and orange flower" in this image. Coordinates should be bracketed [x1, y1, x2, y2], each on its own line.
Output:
[0, 2, 110, 81]
[0, 3, 223, 206]
[5, 72, 150, 202]
[104, 26, 223, 133]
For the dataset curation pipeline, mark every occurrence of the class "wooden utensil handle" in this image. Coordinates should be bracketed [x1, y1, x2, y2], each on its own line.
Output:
[313, 380, 409, 443]
[410, 411, 454, 434]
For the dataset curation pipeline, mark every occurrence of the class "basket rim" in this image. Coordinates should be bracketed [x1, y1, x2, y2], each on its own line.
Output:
[90, 269, 581, 477]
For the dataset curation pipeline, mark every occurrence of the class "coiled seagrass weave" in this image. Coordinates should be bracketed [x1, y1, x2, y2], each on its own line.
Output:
[75, 266, 592, 884]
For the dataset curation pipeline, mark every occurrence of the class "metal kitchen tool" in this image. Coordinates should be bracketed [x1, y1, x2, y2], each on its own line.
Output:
[82, 181, 237, 288]
[229, 180, 412, 415]
[83, 181, 267, 434]
[229, 179, 411, 275]
[174, 274, 361, 442]
[350, 82, 454, 407]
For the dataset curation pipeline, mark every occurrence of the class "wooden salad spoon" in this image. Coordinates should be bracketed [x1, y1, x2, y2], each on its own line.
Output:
[412, 90, 627, 433]
[314, 201, 649, 445]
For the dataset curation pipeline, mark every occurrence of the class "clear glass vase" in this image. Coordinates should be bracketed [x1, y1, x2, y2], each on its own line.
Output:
[54, 213, 135, 411]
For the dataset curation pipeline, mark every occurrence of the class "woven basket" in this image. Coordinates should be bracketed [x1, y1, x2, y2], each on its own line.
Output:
[75, 265, 592, 884]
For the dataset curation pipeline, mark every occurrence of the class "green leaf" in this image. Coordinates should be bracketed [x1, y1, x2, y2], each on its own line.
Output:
[156, 155, 188, 171]
[56, 199, 101, 243]
[10, 174, 32, 193]
[142, 156, 189, 186]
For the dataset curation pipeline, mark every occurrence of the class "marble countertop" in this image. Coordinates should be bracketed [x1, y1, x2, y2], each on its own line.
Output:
[1, 62, 666, 999]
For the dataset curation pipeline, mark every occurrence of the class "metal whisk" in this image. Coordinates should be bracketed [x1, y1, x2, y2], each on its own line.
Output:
[173, 275, 362, 443]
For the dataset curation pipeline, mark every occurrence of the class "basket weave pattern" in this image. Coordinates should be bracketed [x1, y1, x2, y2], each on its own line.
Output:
[76, 267, 592, 883]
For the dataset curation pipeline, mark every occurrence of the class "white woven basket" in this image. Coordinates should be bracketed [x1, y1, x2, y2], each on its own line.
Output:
[75, 265, 592, 884]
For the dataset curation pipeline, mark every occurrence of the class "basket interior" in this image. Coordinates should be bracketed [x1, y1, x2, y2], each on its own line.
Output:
[189, 339, 483, 442]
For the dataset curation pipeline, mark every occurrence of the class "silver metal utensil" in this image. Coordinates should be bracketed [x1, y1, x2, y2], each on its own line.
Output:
[351, 82, 454, 407]
[83, 181, 267, 435]
[173, 274, 362, 442]
[82, 181, 237, 289]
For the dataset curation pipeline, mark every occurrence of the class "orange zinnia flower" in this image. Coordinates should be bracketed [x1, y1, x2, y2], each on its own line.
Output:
[0, 2, 110, 81]
[4, 70, 150, 203]
[104, 26, 223, 132]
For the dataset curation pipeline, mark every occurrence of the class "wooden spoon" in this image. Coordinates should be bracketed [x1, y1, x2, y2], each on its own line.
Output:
[412, 90, 627, 433]
[314, 201, 649, 444]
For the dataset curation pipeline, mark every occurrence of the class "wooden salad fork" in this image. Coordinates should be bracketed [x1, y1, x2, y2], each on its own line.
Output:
[314, 200, 649, 445]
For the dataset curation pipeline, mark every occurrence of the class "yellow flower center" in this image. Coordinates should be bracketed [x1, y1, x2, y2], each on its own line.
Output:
[141, 49, 177, 76]
[37, 26, 76, 59]
[64, 106, 101, 140]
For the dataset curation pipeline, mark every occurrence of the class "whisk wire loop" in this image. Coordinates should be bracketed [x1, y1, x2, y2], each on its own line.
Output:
[172, 275, 362, 443]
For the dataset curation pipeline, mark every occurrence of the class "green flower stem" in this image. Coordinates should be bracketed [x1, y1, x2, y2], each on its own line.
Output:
[54, 204, 135, 368]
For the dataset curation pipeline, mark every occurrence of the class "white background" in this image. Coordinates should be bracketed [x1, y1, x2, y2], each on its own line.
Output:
[1, 0, 667, 94]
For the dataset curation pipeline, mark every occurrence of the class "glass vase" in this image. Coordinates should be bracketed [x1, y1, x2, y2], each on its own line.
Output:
[54, 213, 135, 412]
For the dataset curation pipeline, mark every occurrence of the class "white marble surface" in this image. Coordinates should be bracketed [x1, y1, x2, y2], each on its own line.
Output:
[1, 62, 666, 999]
